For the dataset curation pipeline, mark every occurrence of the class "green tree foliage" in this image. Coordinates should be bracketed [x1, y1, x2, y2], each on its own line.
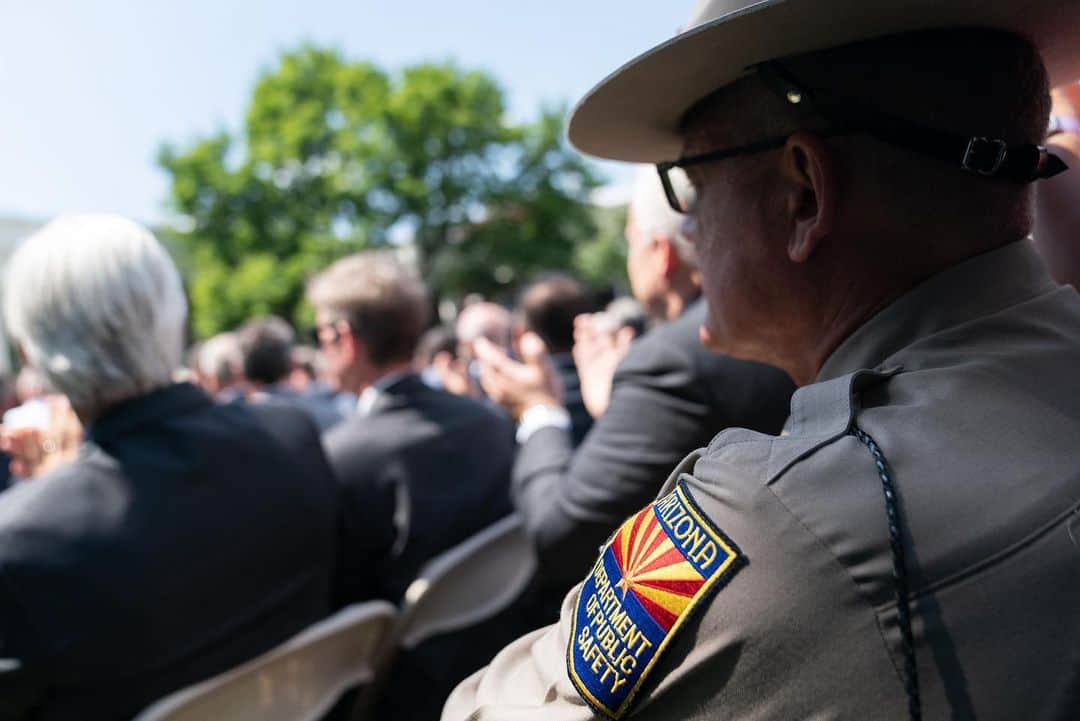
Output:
[159, 46, 608, 338]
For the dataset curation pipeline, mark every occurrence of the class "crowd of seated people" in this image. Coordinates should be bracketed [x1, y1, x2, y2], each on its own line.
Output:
[0, 58, 1078, 719]
[0, 164, 795, 719]
[0, 216, 339, 720]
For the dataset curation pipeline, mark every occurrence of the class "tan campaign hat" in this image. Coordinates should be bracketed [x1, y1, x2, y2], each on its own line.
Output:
[568, 0, 1080, 162]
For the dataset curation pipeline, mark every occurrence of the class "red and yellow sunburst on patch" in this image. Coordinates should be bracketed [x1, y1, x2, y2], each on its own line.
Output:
[610, 506, 706, 631]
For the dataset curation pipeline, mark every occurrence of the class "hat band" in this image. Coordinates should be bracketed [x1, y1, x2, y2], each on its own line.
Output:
[756, 62, 1068, 183]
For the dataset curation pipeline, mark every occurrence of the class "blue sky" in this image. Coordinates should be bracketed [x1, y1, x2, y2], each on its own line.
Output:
[0, 0, 694, 223]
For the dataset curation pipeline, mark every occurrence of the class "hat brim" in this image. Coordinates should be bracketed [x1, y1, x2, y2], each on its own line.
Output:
[568, 0, 1080, 162]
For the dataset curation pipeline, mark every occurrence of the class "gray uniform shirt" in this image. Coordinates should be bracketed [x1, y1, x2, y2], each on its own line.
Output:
[442, 241, 1080, 721]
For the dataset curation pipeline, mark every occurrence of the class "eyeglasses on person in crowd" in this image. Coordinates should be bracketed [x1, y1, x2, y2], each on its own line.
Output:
[311, 320, 349, 347]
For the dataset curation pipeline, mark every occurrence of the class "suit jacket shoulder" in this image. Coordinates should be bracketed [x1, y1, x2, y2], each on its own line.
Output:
[620, 299, 795, 431]
[246, 397, 331, 466]
[326, 377, 515, 604]
[613, 300, 703, 383]
[514, 300, 794, 592]
[0, 384, 337, 721]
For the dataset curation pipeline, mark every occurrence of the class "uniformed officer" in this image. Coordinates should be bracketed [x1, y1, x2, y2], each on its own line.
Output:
[442, 1, 1080, 720]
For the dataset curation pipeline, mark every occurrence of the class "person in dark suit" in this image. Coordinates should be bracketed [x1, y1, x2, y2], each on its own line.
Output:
[307, 251, 515, 605]
[516, 274, 596, 447]
[476, 168, 796, 596]
[323, 373, 515, 603]
[0, 215, 338, 721]
[309, 251, 517, 720]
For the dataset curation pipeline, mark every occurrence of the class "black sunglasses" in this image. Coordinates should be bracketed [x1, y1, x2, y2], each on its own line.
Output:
[310, 320, 349, 346]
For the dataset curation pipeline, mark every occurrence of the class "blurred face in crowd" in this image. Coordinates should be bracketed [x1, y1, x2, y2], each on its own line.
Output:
[455, 302, 512, 363]
[308, 251, 428, 393]
[315, 309, 359, 390]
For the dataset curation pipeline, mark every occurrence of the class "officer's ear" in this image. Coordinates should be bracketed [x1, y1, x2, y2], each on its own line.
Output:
[780, 130, 837, 263]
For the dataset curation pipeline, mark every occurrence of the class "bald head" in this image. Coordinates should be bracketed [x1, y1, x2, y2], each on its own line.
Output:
[456, 302, 512, 348]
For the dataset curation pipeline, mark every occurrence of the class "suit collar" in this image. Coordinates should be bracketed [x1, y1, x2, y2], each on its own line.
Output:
[357, 372, 425, 417]
[87, 382, 213, 444]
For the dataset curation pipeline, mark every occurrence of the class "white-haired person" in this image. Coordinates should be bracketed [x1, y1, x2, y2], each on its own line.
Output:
[0, 215, 338, 721]
[190, 330, 247, 402]
[447, 300, 513, 398]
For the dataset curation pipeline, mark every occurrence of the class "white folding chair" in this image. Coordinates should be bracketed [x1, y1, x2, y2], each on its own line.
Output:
[133, 601, 397, 721]
[396, 514, 537, 650]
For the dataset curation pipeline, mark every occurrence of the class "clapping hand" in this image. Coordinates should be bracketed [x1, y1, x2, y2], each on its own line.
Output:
[572, 313, 636, 419]
[474, 332, 563, 421]
[0, 395, 83, 480]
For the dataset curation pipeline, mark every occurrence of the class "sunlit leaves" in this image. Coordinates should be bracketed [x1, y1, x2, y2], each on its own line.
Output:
[160, 46, 608, 338]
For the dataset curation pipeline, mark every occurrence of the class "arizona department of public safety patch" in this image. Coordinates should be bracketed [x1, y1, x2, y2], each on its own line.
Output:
[566, 479, 746, 719]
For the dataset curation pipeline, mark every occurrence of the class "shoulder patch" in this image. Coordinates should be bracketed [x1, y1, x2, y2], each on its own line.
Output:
[566, 479, 746, 718]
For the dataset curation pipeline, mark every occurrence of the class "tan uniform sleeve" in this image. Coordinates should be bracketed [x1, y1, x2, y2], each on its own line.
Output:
[442, 586, 597, 721]
[443, 449, 709, 721]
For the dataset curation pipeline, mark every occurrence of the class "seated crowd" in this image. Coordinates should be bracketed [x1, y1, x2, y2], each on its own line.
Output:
[0, 168, 797, 721]
[1, 5, 1079, 719]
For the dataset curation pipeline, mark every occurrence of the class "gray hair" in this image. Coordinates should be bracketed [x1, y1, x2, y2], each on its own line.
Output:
[630, 165, 697, 268]
[603, 296, 649, 337]
[455, 301, 511, 347]
[196, 332, 244, 387]
[3, 215, 188, 419]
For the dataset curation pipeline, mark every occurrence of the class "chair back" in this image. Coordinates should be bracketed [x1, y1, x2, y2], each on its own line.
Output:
[133, 601, 397, 721]
[397, 514, 536, 650]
